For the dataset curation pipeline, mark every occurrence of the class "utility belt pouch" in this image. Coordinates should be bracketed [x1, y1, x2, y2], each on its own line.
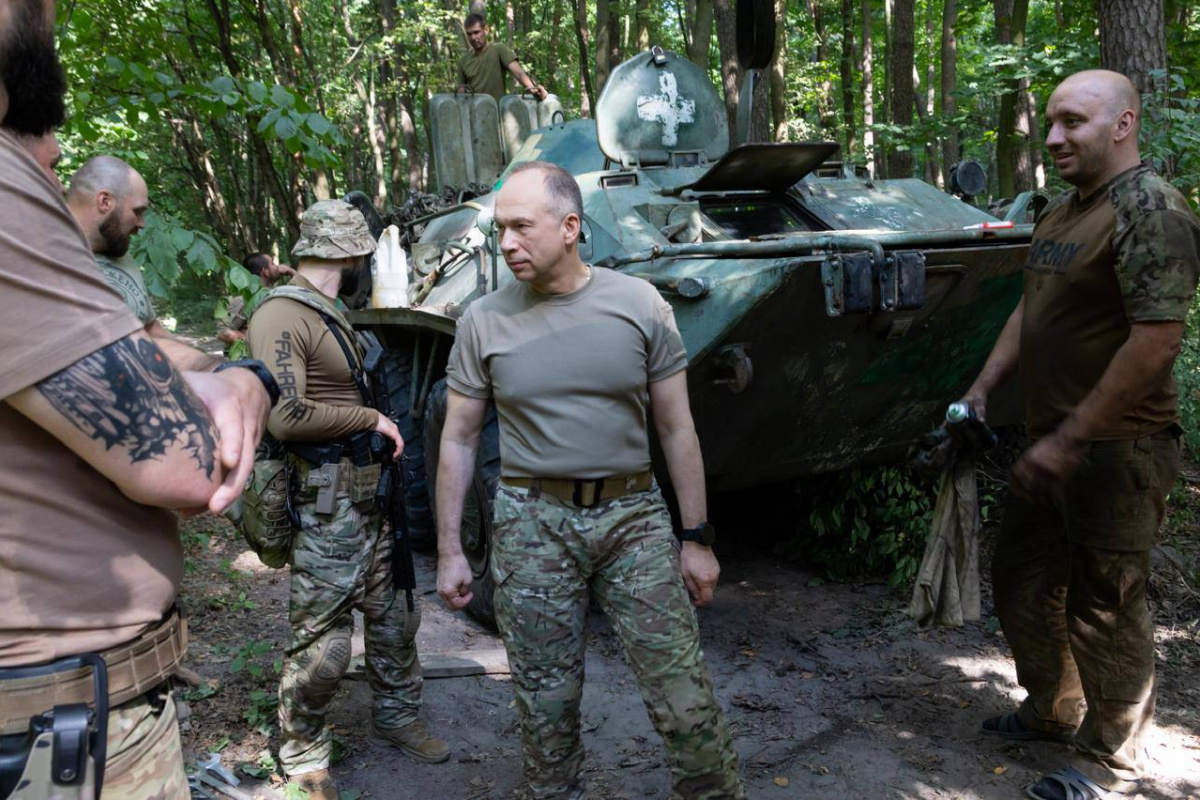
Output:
[350, 463, 382, 504]
[0, 654, 108, 800]
[308, 463, 343, 515]
[223, 437, 294, 569]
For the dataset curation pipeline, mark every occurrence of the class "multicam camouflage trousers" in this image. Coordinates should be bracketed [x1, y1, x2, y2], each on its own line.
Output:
[6, 685, 187, 800]
[279, 460, 424, 777]
[993, 430, 1180, 792]
[491, 483, 745, 800]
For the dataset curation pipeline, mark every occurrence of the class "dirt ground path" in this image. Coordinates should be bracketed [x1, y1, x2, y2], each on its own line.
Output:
[176, 507, 1200, 800]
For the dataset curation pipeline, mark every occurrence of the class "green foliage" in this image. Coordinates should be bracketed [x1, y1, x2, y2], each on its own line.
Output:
[1175, 293, 1200, 453]
[229, 639, 277, 680]
[243, 688, 278, 736]
[777, 465, 937, 587]
[1142, 69, 1200, 202]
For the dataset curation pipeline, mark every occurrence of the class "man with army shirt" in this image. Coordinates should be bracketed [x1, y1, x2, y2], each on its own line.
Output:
[436, 162, 744, 800]
[960, 70, 1200, 800]
[248, 200, 448, 800]
[66, 155, 222, 371]
[458, 13, 547, 101]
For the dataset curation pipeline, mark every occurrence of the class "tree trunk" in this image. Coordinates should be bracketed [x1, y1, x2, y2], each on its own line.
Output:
[881, 0, 893, 175]
[685, 0, 715, 69]
[636, 0, 652, 50]
[714, 0, 740, 143]
[1024, 84, 1045, 188]
[1099, 0, 1166, 92]
[841, 0, 856, 157]
[751, 71, 772, 142]
[505, 0, 515, 44]
[994, 0, 1031, 198]
[862, 0, 876, 173]
[924, 0, 941, 186]
[575, 0, 594, 114]
[771, 0, 788, 141]
[809, 0, 836, 131]
[608, 0, 622, 67]
[595, 0, 612, 96]
[941, 0, 959, 182]
[549, 0, 564, 76]
[887, 0, 915, 178]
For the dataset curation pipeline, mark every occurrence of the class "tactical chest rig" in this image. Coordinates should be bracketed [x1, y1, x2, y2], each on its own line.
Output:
[246, 286, 417, 603]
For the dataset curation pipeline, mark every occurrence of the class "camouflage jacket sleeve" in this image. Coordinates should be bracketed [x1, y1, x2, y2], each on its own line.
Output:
[1112, 169, 1200, 322]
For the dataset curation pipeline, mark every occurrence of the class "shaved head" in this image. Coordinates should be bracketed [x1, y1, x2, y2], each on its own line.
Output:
[66, 155, 138, 203]
[1052, 69, 1141, 134]
[1044, 69, 1144, 196]
[65, 155, 150, 257]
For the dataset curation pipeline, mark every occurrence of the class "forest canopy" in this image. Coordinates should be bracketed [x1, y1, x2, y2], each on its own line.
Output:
[51, 0, 1199, 310]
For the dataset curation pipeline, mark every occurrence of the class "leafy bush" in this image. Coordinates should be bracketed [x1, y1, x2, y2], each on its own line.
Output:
[1176, 294, 1200, 454]
[775, 465, 938, 587]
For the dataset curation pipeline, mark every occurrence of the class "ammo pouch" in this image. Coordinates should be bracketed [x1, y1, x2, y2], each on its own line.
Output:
[223, 436, 294, 569]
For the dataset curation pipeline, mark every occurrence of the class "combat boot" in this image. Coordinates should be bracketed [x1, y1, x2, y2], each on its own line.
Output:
[289, 768, 340, 800]
[371, 718, 451, 763]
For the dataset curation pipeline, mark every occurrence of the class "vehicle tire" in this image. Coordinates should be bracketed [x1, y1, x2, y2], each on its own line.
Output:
[424, 377, 501, 631]
[382, 347, 434, 552]
[736, 0, 777, 70]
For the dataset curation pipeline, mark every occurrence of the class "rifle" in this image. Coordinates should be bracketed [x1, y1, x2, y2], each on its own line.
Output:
[360, 333, 417, 612]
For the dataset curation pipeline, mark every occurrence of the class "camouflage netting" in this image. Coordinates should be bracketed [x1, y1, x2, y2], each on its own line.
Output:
[385, 183, 492, 249]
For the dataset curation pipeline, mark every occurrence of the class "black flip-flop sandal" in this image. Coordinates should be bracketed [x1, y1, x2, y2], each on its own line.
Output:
[1025, 767, 1134, 800]
[981, 711, 1074, 742]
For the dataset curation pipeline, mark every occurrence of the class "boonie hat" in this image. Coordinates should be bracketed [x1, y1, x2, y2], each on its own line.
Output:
[291, 199, 377, 260]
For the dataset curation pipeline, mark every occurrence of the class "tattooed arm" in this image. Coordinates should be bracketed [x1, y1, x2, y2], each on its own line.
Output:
[5, 331, 229, 510]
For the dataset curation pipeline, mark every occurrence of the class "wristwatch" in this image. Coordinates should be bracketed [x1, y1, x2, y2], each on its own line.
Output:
[679, 521, 717, 546]
[214, 359, 281, 409]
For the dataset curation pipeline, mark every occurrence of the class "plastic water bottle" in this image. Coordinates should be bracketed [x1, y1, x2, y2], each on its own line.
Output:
[944, 402, 998, 451]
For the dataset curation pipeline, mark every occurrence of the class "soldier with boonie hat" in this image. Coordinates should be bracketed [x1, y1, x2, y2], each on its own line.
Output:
[248, 199, 450, 800]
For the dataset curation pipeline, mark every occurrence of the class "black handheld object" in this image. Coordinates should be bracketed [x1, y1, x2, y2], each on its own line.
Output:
[361, 336, 417, 609]
[910, 402, 998, 476]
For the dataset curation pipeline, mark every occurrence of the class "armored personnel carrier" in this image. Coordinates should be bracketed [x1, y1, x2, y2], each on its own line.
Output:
[349, 46, 1033, 627]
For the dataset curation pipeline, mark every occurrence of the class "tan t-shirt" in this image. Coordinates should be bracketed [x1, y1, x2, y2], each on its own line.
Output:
[0, 130, 181, 666]
[248, 276, 377, 442]
[446, 267, 688, 478]
[1021, 162, 1200, 439]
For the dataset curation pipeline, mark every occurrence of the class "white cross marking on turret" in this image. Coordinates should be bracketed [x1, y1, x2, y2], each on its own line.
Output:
[636, 72, 695, 148]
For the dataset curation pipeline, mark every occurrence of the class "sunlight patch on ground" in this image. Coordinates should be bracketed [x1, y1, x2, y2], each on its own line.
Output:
[231, 549, 274, 574]
[1147, 721, 1200, 795]
[1155, 625, 1200, 643]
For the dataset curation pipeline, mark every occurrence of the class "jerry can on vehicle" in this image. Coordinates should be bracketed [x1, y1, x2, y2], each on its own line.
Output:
[498, 93, 565, 161]
[429, 92, 505, 191]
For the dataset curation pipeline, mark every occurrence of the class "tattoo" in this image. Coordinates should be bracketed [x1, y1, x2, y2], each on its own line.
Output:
[38, 337, 218, 478]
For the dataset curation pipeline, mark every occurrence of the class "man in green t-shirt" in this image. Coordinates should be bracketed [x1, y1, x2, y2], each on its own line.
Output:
[457, 13, 546, 102]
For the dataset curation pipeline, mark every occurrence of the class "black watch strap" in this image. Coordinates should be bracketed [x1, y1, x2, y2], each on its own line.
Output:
[679, 521, 716, 546]
[215, 359, 281, 408]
